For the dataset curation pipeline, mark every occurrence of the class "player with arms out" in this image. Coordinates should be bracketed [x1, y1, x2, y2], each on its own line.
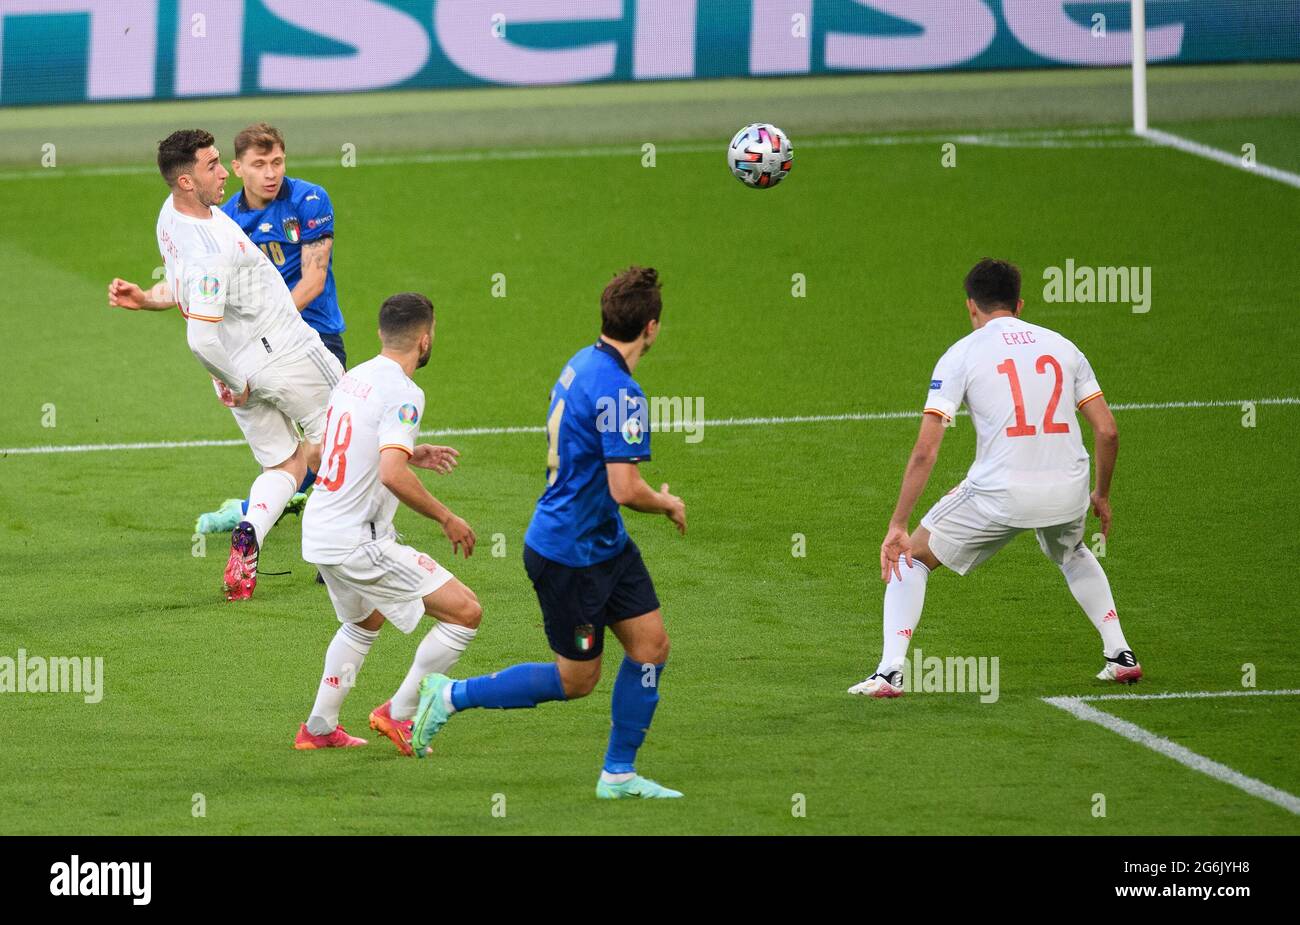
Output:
[410, 267, 687, 800]
[850, 258, 1141, 697]
[105, 129, 342, 600]
[200, 122, 353, 534]
[294, 292, 481, 752]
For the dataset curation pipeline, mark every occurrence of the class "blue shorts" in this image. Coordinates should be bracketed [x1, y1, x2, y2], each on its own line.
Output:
[523, 540, 660, 661]
[317, 332, 347, 370]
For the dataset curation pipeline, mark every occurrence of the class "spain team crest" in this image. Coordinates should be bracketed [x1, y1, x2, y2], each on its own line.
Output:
[282, 216, 300, 243]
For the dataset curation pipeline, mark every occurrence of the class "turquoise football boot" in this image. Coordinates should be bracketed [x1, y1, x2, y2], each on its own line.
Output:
[411, 673, 454, 758]
[195, 498, 245, 534]
[595, 775, 683, 800]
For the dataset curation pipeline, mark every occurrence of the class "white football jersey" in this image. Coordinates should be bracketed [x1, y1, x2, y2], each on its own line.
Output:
[924, 316, 1103, 528]
[156, 195, 320, 381]
[302, 356, 425, 564]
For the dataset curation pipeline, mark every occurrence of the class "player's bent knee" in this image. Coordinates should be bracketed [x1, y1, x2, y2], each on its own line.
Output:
[457, 594, 483, 629]
[558, 660, 600, 699]
[638, 634, 670, 666]
[425, 582, 482, 629]
[268, 444, 307, 483]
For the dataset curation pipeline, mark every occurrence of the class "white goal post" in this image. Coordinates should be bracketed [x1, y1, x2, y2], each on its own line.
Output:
[1131, 0, 1148, 133]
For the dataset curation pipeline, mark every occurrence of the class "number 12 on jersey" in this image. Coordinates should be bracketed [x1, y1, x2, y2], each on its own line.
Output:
[996, 355, 1069, 438]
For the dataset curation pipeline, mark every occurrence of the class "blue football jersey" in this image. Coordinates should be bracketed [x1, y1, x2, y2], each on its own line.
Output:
[524, 340, 651, 567]
[221, 176, 345, 335]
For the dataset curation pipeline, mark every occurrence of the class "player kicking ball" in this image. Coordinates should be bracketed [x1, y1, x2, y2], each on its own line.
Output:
[850, 258, 1141, 698]
[410, 267, 686, 800]
[293, 292, 481, 751]
[107, 129, 343, 601]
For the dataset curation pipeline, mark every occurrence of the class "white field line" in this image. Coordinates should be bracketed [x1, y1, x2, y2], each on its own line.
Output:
[0, 128, 1147, 181]
[1071, 687, 1300, 703]
[1, 396, 1295, 458]
[1042, 690, 1300, 816]
[1139, 127, 1300, 190]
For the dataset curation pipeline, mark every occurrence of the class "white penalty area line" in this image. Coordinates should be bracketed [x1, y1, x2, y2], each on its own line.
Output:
[1042, 689, 1300, 816]
[0, 128, 1148, 181]
[1138, 128, 1300, 190]
[2, 396, 1296, 458]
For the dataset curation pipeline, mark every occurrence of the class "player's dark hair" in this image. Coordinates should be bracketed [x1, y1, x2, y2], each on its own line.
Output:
[379, 292, 435, 347]
[600, 266, 662, 341]
[234, 122, 286, 159]
[157, 129, 216, 186]
[964, 258, 1021, 313]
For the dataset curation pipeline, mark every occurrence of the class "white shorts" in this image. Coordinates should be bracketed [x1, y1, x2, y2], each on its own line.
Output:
[229, 344, 343, 467]
[316, 537, 455, 634]
[920, 484, 1088, 576]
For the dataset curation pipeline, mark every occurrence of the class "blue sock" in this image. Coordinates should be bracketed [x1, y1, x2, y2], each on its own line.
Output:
[451, 663, 566, 711]
[603, 656, 664, 775]
[297, 468, 316, 493]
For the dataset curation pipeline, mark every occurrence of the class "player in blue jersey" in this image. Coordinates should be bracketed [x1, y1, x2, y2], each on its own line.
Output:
[410, 267, 687, 799]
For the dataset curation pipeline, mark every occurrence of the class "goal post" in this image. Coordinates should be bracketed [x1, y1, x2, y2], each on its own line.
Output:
[1131, 0, 1148, 134]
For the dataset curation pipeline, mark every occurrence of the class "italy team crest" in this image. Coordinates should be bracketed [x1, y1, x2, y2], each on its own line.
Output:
[282, 216, 300, 243]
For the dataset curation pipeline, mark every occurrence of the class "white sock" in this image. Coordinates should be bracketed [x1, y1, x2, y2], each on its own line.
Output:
[600, 770, 635, 785]
[243, 468, 298, 545]
[1059, 546, 1130, 657]
[389, 622, 478, 721]
[876, 560, 930, 674]
[306, 623, 378, 734]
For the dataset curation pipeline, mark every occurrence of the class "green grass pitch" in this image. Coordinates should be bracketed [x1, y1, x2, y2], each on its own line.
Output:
[0, 69, 1297, 834]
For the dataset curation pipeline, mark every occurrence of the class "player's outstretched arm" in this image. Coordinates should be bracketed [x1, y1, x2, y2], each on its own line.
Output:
[379, 448, 475, 557]
[1079, 395, 1119, 537]
[882, 413, 948, 582]
[606, 462, 686, 535]
[108, 278, 175, 311]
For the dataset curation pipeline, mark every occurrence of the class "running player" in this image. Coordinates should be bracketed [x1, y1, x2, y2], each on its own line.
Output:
[294, 292, 481, 752]
[106, 129, 341, 601]
[408, 267, 687, 800]
[850, 258, 1141, 697]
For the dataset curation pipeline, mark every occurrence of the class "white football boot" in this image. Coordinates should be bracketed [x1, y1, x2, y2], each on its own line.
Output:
[848, 669, 904, 698]
[1096, 649, 1143, 684]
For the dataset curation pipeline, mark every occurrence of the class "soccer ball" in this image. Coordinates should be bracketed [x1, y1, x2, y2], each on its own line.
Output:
[727, 123, 793, 189]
